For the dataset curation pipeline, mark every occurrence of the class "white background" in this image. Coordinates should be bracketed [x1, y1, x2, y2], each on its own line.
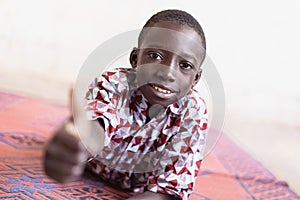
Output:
[0, 0, 299, 194]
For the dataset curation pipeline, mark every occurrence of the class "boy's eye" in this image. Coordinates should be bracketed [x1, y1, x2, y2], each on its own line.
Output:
[180, 62, 193, 70]
[148, 52, 163, 61]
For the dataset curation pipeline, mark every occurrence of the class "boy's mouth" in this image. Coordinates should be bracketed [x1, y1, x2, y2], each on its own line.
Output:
[149, 84, 175, 94]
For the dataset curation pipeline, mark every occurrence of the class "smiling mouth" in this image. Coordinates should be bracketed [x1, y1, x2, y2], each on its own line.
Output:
[149, 84, 174, 94]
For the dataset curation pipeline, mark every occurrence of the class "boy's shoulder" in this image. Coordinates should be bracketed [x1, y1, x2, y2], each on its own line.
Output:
[99, 67, 133, 91]
[101, 67, 132, 81]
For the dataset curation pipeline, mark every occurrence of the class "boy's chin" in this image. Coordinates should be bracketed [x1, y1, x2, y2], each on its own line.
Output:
[139, 85, 179, 107]
[145, 96, 179, 108]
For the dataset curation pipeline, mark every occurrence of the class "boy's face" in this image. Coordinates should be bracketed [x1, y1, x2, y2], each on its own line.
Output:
[131, 21, 205, 107]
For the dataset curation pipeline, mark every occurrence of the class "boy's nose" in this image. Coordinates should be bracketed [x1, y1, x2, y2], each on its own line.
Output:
[154, 67, 176, 82]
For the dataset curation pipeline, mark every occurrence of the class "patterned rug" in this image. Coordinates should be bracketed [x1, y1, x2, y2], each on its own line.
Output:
[0, 91, 299, 200]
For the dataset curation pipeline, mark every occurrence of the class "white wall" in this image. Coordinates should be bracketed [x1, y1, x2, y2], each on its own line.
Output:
[0, 0, 299, 194]
[1, 1, 299, 121]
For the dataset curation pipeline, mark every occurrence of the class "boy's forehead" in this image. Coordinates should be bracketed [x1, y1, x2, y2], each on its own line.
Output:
[139, 26, 205, 64]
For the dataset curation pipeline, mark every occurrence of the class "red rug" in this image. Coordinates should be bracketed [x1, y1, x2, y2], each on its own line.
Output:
[0, 91, 299, 200]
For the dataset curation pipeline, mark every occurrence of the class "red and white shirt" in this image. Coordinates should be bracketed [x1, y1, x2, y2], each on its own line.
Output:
[85, 68, 208, 200]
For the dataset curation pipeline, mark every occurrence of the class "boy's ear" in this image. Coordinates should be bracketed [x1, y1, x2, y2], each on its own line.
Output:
[129, 47, 138, 68]
[192, 69, 202, 87]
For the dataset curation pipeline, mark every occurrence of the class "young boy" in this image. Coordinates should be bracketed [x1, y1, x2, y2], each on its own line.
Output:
[44, 9, 208, 200]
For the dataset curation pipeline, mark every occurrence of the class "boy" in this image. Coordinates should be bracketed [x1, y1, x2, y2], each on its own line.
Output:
[44, 9, 208, 200]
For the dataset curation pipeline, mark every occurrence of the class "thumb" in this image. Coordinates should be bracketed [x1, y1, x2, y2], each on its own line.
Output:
[69, 85, 74, 118]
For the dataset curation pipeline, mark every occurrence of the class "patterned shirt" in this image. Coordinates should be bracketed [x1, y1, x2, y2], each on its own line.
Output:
[85, 68, 208, 200]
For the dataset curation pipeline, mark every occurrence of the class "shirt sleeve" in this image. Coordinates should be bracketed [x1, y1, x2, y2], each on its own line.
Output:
[147, 95, 208, 200]
[85, 69, 124, 139]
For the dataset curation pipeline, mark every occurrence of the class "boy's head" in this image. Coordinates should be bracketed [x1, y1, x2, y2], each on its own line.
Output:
[130, 9, 206, 107]
[139, 9, 206, 51]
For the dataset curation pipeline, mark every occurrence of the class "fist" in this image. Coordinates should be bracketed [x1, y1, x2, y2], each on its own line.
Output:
[44, 121, 88, 183]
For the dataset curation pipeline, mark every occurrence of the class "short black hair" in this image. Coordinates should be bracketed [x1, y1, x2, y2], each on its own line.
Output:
[138, 9, 206, 50]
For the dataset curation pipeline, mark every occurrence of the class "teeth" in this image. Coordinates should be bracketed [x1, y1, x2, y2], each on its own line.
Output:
[153, 85, 171, 94]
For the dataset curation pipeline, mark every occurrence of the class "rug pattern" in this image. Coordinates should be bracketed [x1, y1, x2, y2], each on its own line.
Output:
[0, 91, 299, 200]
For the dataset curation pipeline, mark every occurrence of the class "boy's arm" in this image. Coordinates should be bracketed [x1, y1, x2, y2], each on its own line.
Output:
[45, 67, 121, 183]
[127, 191, 174, 200]
[44, 85, 105, 183]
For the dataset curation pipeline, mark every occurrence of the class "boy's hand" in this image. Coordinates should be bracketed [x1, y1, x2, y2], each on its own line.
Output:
[44, 120, 88, 183]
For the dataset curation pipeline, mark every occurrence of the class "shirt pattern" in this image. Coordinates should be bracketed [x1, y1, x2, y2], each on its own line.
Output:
[85, 68, 208, 200]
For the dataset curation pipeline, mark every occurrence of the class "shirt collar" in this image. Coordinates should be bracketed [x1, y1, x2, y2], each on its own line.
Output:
[130, 89, 150, 111]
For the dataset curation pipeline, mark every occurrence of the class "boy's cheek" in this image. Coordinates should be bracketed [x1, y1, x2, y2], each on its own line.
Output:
[135, 65, 154, 84]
